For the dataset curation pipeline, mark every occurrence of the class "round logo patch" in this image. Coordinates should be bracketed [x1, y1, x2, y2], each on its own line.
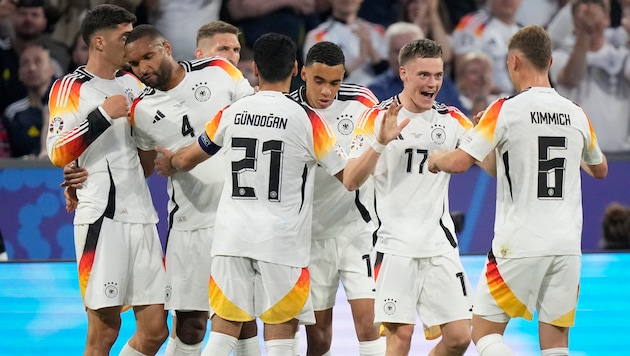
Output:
[104, 282, 119, 298]
[194, 83, 211, 102]
[337, 118, 354, 135]
[431, 127, 446, 144]
[383, 300, 396, 315]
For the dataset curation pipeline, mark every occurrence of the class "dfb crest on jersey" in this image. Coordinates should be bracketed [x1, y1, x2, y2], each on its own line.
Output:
[193, 82, 211, 102]
[337, 114, 354, 135]
[49, 117, 63, 134]
[350, 134, 364, 151]
[104, 282, 119, 298]
[383, 298, 397, 315]
[430, 124, 446, 145]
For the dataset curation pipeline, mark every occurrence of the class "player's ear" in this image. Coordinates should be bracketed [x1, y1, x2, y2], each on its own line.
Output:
[163, 40, 172, 57]
[253, 61, 260, 78]
[300, 65, 307, 81]
[291, 60, 298, 77]
[194, 48, 203, 60]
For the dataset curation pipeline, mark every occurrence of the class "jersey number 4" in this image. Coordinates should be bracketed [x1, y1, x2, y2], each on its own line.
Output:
[231, 137, 284, 201]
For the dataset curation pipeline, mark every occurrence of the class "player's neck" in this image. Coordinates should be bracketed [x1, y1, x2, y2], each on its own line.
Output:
[85, 57, 120, 80]
[516, 71, 551, 92]
[258, 78, 292, 93]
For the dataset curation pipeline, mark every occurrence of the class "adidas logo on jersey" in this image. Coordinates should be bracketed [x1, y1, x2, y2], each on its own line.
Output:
[153, 110, 165, 123]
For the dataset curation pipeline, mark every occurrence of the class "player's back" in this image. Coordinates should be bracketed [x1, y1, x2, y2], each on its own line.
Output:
[209, 90, 346, 267]
[485, 87, 599, 257]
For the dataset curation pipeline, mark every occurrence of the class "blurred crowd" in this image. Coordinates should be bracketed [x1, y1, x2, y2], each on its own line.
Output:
[0, 0, 629, 159]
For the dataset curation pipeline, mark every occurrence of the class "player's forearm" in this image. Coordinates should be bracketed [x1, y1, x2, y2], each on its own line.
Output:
[343, 153, 378, 191]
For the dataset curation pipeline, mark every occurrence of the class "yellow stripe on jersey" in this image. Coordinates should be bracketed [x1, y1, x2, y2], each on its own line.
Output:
[485, 257, 533, 320]
[475, 98, 504, 143]
[207, 58, 244, 80]
[259, 267, 310, 324]
[209, 276, 255, 322]
[584, 111, 599, 151]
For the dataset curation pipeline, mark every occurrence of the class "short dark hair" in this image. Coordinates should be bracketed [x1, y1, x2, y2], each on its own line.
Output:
[508, 25, 551, 72]
[304, 41, 345, 67]
[80, 4, 136, 47]
[196, 21, 240, 45]
[398, 38, 442, 66]
[600, 202, 630, 250]
[125, 24, 165, 45]
[252, 33, 296, 83]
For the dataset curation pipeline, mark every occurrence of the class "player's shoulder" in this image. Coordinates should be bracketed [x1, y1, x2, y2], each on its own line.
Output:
[55, 66, 93, 86]
[336, 83, 379, 107]
[182, 57, 241, 79]
[434, 101, 472, 128]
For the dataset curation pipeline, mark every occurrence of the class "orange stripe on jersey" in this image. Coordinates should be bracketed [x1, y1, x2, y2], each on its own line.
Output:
[207, 58, 244, 80]
[77, 250, 94, 300]
[259, 268, 310, 324]
[447, 106, 473, 130]
[485, 257, 533, 320]
[455, 14, 474, 30]
[585, 114, 599, 151]
[307, 108, 336, 160]
[475, 98, 504, 143]
[204, 108, 225, 141]
[476, 22, 487, 36]
[209, 276, 255, 322]
[48, 78, 89, 167]
[355, 107, 381, 137]
[315, 30, 327, 42]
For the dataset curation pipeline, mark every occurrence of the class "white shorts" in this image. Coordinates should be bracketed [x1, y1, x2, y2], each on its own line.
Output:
[374, 249, 472, 340]
[474, 252, 580, 327]
[164, 227, 214, 311]
[210, 256, 315, 325]
[310, 221, 376, 310]
[74, 217, 166, 310]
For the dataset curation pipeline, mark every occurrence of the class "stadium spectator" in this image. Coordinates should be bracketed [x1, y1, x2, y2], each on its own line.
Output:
[600, 202, 630, 250]
[514, 0, 568, 27]
[451, 0, 522, 95]
[455, 51, 506, 117]
[549, 0, 630, 153]
[145, 0, 221, 61]
[400, 0, 453, 65]
[2, 41, 54, 158]
[0, 0, 70, 113]
[304, 0, 388, 86]
[66, 31, 88, 73]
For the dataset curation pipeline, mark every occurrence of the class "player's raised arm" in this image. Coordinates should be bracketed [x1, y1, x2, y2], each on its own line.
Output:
[47, 81, 129, 167]
[343, 99, 408, 191]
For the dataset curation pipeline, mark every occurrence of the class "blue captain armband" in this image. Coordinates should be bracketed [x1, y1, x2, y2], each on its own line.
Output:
[198, 132, 221, 155]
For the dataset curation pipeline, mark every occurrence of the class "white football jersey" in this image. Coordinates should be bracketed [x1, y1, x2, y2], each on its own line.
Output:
[200, 90, 347, 267]
[350, 97, 472, 258]
[47, 67, 157, 225]
[290, 83, 378, 241]
[131, 57, 254, 230]
[459, 87, 604, 258]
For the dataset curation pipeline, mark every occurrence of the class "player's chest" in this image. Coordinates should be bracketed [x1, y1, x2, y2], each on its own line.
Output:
[388, 117, 459, 151]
